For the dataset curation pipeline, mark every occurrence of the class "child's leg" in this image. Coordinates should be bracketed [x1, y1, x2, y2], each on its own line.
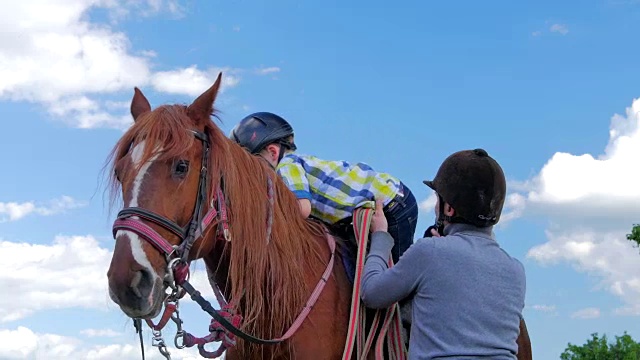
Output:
[384, 183, 418, 263]
[382, 183, 418, 349]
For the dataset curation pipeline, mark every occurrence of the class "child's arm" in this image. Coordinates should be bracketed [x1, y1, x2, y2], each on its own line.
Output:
[276, 158, 312, 218]
[297, 199, 312, 218]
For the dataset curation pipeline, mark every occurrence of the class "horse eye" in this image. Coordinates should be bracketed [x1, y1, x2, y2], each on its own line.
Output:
[174, 160, 189, 176]
[114, 169, 121, 182]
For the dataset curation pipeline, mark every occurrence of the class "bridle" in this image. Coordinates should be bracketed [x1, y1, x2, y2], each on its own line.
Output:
[112, 129, 236, 359]
[110, 129, 336, 359]
[113, 130, 227, 271]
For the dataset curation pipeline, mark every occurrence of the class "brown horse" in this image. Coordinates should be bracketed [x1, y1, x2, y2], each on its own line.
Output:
[105, 73, 532, 359]
[106, 73, 352, 359]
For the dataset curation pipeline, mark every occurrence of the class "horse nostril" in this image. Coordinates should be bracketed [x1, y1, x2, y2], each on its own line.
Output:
[130, 269, 152, 298]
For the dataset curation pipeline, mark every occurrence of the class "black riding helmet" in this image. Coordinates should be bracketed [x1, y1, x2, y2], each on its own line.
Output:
[424, 148, 506, 229]
[229, 112, 297, 154]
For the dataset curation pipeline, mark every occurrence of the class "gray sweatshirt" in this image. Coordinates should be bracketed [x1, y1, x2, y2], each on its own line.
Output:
[361, 223, 526, 359]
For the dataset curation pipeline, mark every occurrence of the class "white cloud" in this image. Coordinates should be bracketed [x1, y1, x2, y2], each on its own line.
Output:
[614, 303, 640, 316]
[418, 192, 437, 214]
[255, 66, 281, 75]
[151, 65, 240, 97]
[571, 307, 601, 319]
[0, 202, 35, 222]
[0, 0, 277, 129]
[0, 326, 203, 360]
[0, 235, 112, 322]
[48, 96, 132, 129]
[0, 234, 215, 322]
[505, 98, 640, 229]
[497, 193, 526, 226]
[80, 328, 122, 338]
[0, 0, 153, 129]
[530, 304, 556, 313]
[550, 23, 569, 35]
[0, 326, 79, 359]
[528, 229, 640, 315]
[0, 195, 85, 222]
[517, 97, 640, 315]
[121, 0, 185, 17]
[34, 196, 87, 215]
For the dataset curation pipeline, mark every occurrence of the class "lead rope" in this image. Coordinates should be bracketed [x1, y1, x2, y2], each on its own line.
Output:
[341, 207, 407, 360]
[134, 319, 145, 360]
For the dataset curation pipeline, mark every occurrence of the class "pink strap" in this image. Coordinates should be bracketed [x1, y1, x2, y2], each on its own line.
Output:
[208, 233, 336, 342]
[193, 207, 218, 239]
[217, 189, 231, 241]
[274, 233, 336, 341]
[145, 303, 177, 331]
[113, 218, 175, 256]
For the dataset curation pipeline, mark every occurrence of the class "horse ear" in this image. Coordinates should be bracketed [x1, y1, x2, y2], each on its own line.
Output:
[187, 72, 222, 123]
[131, 87, 151, 122]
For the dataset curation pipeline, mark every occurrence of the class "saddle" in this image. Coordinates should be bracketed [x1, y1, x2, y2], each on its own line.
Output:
[325, 217, 359, 285]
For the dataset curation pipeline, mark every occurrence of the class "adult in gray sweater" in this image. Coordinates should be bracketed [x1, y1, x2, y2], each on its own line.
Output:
[361, 149, 527, 359]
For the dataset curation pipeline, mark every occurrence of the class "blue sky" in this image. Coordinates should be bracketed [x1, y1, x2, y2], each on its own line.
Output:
[1, 0, 639, 358]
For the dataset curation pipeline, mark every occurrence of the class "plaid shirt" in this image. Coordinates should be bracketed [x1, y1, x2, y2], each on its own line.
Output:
[276, 153, 403, 224]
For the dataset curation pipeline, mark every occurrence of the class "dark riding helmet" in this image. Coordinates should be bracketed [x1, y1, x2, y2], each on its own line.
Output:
[423, 148, 506, 228]
[229, 112, 297, 154]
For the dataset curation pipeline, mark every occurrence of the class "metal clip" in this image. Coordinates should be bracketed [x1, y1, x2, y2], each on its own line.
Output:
[171, 303, 186, 349]
[163, 257, 183, 291]
[151, 329, 171, 360]
[158, 344, 172, 360]
[174, 331, 185, 349]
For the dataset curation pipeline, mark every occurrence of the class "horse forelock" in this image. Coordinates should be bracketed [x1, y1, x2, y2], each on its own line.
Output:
[106, 105, 203, 207]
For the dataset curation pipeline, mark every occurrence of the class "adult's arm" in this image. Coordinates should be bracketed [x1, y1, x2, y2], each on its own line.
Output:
[360, 231, 427, 308]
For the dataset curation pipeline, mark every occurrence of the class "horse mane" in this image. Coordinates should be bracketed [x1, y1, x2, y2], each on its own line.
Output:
[106, 104, 330, 358]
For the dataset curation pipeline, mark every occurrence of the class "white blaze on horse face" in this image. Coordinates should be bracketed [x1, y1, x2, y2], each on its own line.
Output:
[115, 141, 162, 296]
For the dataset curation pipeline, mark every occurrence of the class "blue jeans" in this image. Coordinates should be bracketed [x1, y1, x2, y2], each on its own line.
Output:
[383, 182, 418, 264]
[328, 182, 418, 275]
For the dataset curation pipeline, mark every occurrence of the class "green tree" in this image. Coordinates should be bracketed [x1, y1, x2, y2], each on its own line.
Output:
[560, 332, 640, 359]
[627, 224, 640, 250]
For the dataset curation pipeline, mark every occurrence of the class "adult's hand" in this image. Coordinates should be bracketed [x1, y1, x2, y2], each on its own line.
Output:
[370, 200, 388, 233]
[423, 225, 442, 238]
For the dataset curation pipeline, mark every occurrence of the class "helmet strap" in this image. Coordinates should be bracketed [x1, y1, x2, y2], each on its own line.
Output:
[275, 138, 296, 165]
[436, 194, 450, 234]
[276, 144, 286, 164]
[425, 195, 476, 238]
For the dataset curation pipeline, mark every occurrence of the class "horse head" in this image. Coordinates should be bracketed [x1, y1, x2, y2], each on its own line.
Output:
[106, 73, 224, 319]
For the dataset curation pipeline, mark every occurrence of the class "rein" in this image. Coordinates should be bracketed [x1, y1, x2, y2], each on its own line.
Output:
[341, 208, 407, 360]
[111, 129, 336, 359]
